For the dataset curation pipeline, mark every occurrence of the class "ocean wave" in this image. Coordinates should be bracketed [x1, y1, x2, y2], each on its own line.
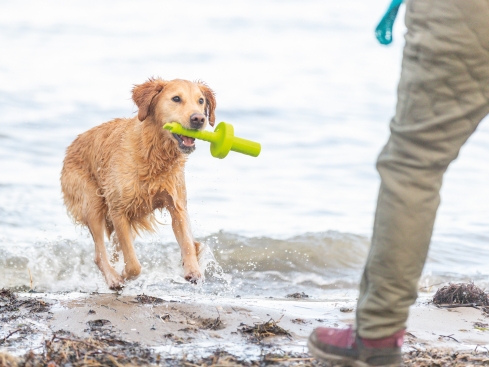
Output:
[2, 230, 489, 298]
[202, 230, 369, 273]
[0, 231, 369, 297]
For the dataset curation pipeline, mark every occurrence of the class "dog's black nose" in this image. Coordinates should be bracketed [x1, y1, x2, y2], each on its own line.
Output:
[190, 113, 206, 129]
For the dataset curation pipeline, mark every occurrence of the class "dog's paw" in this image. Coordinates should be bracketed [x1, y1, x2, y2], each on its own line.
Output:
[122, 261, 142, 280]
[109, 281, 124, 291]
[106, 273, 125, 291]
[184, 272, 202, 284]
[183, 263, 202, 284]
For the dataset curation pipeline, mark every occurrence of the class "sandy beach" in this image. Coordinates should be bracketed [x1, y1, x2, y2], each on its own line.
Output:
[2, 290, 489, 366]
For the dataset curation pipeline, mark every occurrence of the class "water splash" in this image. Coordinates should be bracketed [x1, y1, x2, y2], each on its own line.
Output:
[0, 231, 369, 298]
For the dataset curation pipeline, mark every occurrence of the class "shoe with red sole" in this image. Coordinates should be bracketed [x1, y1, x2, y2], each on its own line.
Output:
[307, 326, 404, 367]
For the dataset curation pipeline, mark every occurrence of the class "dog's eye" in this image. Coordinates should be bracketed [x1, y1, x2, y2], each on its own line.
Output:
[172, 96, 181, 102]
[198, 98, 204, 105]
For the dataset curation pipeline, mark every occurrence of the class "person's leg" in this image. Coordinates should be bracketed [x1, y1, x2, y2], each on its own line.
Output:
[309, 0, 489, 364]
[356, 0, 489, 339]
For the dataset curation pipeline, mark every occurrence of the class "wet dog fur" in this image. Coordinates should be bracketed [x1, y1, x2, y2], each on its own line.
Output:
[60, 78, 216, 290]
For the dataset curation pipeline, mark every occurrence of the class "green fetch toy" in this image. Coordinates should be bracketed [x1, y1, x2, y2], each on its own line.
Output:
[164, 122, 261, 159]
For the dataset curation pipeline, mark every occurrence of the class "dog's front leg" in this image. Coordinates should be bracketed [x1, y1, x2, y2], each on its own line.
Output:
[168, 205, 202, 283]
[111, 214, 142, 280]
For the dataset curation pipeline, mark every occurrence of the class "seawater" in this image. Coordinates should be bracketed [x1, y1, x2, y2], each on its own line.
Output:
[1, 0, 488, 298]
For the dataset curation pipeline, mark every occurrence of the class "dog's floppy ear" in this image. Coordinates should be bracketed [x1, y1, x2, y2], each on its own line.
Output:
[132, 78, 167, 121]
[197, 81, 216, 127]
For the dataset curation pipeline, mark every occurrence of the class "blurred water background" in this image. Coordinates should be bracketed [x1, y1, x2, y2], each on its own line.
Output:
[0, 0, 488, 298]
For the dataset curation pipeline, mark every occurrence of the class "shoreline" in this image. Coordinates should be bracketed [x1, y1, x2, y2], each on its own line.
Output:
[2, 291, 489, 366]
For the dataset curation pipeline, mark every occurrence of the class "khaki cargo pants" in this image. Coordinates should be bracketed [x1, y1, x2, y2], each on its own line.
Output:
[356, 0, 489, 339]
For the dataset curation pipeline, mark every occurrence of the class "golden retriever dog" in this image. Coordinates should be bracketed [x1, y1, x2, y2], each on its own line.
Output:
[60, 78, 216, 290]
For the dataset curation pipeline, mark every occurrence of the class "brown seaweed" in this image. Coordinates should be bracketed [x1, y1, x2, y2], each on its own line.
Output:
[285, 292, 309, 299]
[403, 347, 489, 367]
[135, 294, 165, 304]
[432, 283, 489, 306]
[239, 317, 292, 342]
[4, 344, 489, 367]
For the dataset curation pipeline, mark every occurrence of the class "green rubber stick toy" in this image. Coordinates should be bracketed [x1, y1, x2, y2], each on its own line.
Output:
[163, 122, 261, 159]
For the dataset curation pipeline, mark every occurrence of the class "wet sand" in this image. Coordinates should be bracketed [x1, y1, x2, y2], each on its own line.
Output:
[2, 292, 489, 365]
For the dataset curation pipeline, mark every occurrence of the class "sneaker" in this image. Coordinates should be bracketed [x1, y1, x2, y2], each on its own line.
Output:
[307, 326, 404, 367]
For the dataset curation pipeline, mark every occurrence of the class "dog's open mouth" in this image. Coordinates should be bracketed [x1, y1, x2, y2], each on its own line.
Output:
[172, 133, 196, 154]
